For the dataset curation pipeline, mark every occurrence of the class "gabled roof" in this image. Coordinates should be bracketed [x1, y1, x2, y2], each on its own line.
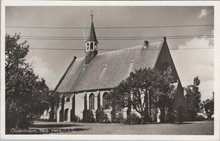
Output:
[86, 21, 98, 43]
[55, 40, 165, 93]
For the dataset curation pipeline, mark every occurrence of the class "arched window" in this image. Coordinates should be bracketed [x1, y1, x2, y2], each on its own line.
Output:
[86, 43, 89, 50]
[64, 108, 69, 121]
[89, 93, 95, 110]
[66, 97, 70, 102]
[103, 92, 109, 109]
[90, 42, 93, 50]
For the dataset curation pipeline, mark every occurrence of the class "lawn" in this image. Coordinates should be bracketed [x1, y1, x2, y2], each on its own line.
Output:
[30, 120, 214, 135]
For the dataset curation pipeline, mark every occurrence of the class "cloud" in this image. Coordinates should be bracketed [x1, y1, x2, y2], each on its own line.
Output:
[199, 80, 214, 100]
[179, 37, 213, 49]
[198, 9, 210, 19]
[26, 56, 57, 89]
[171, 37, 214, 100]
[182, 80, 213, 101]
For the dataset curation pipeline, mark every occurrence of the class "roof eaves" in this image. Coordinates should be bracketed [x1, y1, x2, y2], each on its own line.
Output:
[61, 87, 113, 96]
[54, 56, 77, 91]
[152, 38, 165, 68]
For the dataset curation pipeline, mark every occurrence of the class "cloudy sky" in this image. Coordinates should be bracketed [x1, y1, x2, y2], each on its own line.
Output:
[6, 6, 214, 100]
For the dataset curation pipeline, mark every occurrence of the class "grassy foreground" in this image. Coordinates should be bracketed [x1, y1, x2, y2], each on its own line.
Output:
[28, 120, 214, 135]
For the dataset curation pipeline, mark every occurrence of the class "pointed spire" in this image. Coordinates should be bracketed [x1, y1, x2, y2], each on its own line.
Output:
[87, 10, 98, 43]
[90, 10, 94, 21]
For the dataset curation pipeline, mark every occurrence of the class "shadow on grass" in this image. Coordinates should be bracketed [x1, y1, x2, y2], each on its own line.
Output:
[136, 121, 194, 125]
[31, 123, 81, 128]
[172, 122, 193, 124]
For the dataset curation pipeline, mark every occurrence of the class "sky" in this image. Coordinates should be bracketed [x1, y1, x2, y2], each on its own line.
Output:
[5, 6, 214, 100]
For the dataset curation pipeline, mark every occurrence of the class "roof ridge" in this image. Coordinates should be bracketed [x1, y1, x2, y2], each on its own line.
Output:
[56, 40, 165, 92]
[54, 56, 77, 91]
[75, 40, 163, 60]
[98, 40, 163, 56]
[98, 44, 144, 55]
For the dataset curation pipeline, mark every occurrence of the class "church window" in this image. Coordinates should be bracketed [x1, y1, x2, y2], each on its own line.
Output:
[64, 108, 69, 121]
[66, 97, 70, 102]
[89, 93, 95, 110]
[103, 92, 109, 109]
[86, 43, 89, 50]
[90, 42, 93, 50]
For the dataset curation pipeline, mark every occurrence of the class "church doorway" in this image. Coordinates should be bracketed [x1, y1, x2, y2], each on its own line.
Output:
[59, 109, 63, 122]
[64, 108, 69, 121]
[71, 95, 76, 121]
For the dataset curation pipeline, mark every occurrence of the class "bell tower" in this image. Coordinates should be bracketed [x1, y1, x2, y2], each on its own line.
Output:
[85, 11, 98, 64]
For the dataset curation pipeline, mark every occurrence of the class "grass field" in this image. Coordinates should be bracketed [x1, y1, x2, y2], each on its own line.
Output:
[31, 120, 214, 135]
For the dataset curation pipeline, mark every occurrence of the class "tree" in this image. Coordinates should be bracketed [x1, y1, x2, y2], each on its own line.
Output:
[202, 92, 214, 120]
[185, 76, 201, 120]
[110, 68, 175, 123]
[5, 34, 53, 133]
[48, 91, 60, 121]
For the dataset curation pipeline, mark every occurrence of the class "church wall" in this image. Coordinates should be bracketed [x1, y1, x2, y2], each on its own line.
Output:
[76, 91, 110, 121]
[172, 87, 190, 120]
[57, 88, 172, 122]
[56, 93, 85, 122]
[88, 91, 112, 120]
[58, 90, 114, 121]
[53, 14, 190, 123]
[87, 91, 100, 119]
[75, 92, 86, 119]
[100, 91, 113, 121]
[155, 39, 179, 82]
[154, 40, 189, 120]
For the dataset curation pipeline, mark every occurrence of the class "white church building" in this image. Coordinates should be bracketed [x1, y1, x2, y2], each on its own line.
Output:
[51, 14, 189, 122]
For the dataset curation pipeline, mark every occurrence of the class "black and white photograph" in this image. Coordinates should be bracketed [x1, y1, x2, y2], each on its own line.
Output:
[1, 1, 220, 140]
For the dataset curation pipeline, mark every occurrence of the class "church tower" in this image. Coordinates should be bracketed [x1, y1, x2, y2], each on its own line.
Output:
[85, 12, 98, 64]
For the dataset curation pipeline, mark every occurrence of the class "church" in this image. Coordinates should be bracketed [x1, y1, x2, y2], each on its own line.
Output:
[52, 14, 189, 123]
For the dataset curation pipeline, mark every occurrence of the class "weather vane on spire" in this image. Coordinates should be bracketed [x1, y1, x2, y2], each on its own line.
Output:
[90, 10, 94, 21]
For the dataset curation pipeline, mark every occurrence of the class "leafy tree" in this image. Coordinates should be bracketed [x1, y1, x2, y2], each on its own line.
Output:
[48, 91, 60, 121]
[110, 68, 175, 123]
[202, 92, 214, 120]
[185, 76, 201, 120]
[5, 34, 55, 133]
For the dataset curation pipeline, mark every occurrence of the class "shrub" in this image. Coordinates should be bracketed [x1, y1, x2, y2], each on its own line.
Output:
[194, 115, 206, 121]
[143, 114, 152, 123]
[71, 115, 80, 122]
[168, 110, 178, 123]
[82, 109, 95, 123]
[126, 113, 141, 124]
[96, 107, 110, 123]
[112, 112, 126, 123]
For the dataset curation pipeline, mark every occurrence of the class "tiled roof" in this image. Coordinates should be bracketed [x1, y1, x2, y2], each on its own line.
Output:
[56, 40, 164, 93]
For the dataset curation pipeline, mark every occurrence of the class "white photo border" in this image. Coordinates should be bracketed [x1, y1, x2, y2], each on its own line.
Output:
[1, 1, 220, 140]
